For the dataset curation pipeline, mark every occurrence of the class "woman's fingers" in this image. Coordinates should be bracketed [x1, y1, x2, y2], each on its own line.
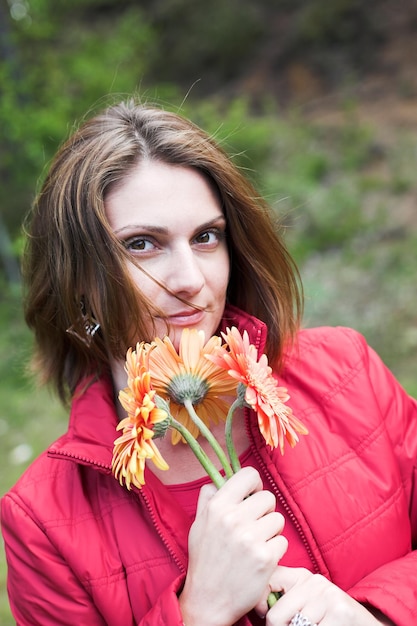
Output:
[269, 565, 312, 595]
[259, 567, 384, 626]
[216, 466, 264, 501]
[195, 481, 217, 516]
[182, 468, 288, 625]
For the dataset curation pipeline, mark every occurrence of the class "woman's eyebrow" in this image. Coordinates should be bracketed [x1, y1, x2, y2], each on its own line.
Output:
[192, 216, 227, 231]
[113, 216, 226, 237]
[114, 224, 168, 236]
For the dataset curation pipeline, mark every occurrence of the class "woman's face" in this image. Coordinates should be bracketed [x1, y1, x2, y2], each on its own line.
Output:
[105, 161, 230, 350]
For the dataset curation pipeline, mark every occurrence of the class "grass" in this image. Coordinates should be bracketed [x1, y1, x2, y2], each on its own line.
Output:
[1, 105, 416, 623]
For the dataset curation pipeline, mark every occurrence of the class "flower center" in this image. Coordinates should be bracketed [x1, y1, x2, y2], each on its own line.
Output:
[167, 373, 209, 406]
[246, 360, 270, 396]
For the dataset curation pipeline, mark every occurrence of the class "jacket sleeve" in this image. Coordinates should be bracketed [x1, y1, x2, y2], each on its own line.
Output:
[2, 491, 190, 626]
[1, 491, 108, 626]
[137, 577, 186, 626]
[347, 334, 417, 626]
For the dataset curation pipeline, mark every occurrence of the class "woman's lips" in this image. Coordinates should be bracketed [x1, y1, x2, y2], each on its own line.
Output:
[165, 309, 206, 326]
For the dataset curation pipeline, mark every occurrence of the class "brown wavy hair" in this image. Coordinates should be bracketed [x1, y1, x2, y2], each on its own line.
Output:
[23, 98, 303, 403]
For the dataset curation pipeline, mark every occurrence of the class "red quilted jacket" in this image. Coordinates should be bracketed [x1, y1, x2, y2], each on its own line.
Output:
[2, 306, 417, 625]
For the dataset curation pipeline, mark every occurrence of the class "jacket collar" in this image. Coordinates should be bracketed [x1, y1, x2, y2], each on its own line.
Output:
[48, 373, 117, 471]
[219, 304, 267, 354]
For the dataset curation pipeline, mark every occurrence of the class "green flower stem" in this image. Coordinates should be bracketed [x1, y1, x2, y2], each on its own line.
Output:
[183, 398, 234, 480]
[225, 397, 243, 473]
[170, 418, 226, 489]
[267, 591, 282, 608]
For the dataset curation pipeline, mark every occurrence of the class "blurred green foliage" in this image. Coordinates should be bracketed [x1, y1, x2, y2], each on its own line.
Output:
[0, 0, 387, 237]
[1, 0, 155, 235]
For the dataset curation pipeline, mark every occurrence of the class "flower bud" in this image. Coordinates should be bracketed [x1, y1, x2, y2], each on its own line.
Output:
[153, 395, 172, 438]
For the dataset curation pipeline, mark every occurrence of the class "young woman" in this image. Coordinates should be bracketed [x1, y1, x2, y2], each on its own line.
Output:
[1, 99, 416, 626]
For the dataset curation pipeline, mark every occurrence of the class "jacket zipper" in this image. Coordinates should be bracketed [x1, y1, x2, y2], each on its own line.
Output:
[55, 446, 319, 575]
[139, 488, 187, 575]
[246, 410, 321, 575]
[49, 448, 113, 472]
[249, 327, 321, 574]
[51, 448, 187, 574]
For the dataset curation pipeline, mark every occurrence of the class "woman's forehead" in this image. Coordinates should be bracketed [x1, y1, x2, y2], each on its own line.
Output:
[105, 161, 224, 234]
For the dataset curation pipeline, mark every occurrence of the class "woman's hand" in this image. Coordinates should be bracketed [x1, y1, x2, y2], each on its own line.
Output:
[179, 467, 288, 626]
[256, 566, 395, 626]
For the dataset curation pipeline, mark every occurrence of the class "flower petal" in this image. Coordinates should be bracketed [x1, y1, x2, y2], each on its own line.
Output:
[213, 326, 308, 453]
[146, 328, 238, 443]
[111, 344, 169, 489]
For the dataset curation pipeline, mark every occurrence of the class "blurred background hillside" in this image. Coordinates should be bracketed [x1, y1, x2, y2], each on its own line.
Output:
[1, 0, 417, 622]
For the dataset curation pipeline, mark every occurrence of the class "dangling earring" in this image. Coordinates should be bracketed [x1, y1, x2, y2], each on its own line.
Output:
[66, 300, 101, 347]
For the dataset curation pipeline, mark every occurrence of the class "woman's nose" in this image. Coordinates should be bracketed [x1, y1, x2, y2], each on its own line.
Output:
[166, 245, 205, 296]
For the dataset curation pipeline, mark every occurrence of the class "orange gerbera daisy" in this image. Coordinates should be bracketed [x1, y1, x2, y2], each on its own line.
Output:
[207, 326, 308, 453]
[112, 344, 169, 489]
[146, 329, 239, 444]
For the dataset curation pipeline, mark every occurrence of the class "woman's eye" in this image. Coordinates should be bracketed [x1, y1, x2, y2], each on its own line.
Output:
[123, 237, 155, 252]
[194, 229, 222, 245]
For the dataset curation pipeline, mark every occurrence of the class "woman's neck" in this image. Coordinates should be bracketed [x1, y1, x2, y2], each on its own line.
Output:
[150, 409, 248, 485]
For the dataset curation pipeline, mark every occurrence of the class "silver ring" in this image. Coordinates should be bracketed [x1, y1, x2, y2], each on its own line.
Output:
[290, 612, 317, 626]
